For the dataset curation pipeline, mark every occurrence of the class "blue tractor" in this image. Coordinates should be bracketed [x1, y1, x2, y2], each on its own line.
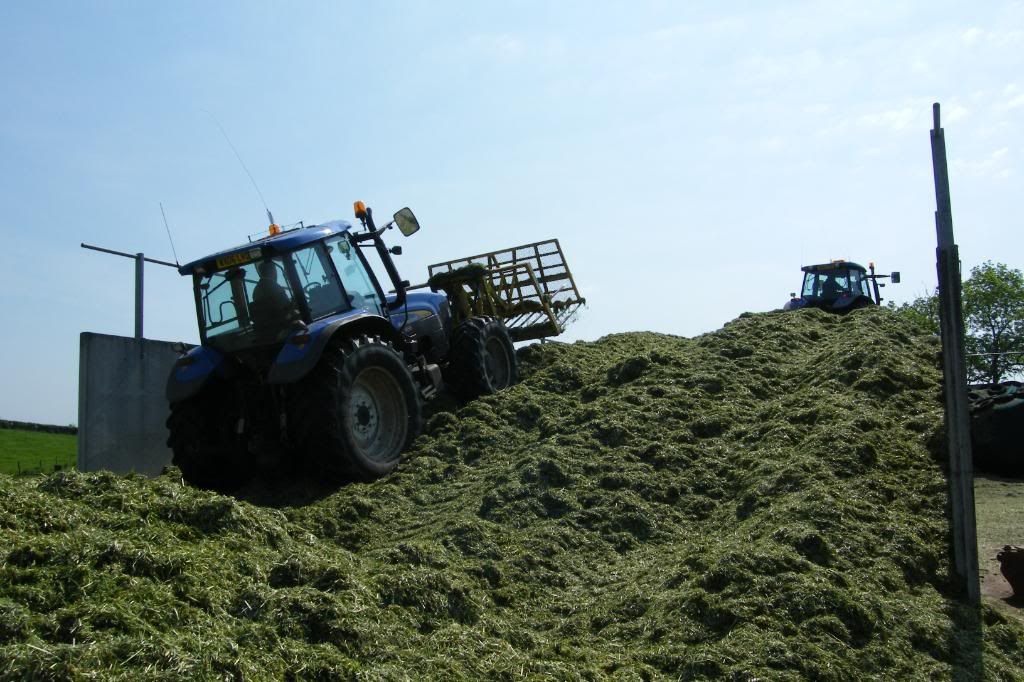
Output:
[784, 260, 900, 313]
[166, 202, 584, 490]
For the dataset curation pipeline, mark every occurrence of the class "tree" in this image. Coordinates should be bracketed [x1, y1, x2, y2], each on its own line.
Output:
[888, 261, 1024, 384]
[962, 261, 1024, 384]
[888, 290, 939, 335]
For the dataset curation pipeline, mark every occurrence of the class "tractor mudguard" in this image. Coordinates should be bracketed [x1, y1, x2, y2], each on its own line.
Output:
[267, 311, 397, 385]
[166, 346, 225, 404]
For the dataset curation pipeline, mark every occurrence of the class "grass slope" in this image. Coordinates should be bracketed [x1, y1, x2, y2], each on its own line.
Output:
[2, 307, 1023, 680]
[0, 429, 76, 476]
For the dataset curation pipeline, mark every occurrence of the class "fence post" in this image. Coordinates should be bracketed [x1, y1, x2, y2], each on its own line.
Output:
[135, 253, 145, 339]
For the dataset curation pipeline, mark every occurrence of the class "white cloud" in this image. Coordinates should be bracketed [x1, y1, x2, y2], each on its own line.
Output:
[803, 103, 831, 116]
[958, 26, 1024, 48]
[650, 16, 747, 43]
[999, 84, 1024, 111]
[962, 27, 984, 46]
[990, 29, 1024, 47]
[858, 107, 917, 132]
[952, 147, 1012, 180]
[758, 136, 785, 153]
[737, 49, 825, 87]
[468, 33, 526, 61]
[945, 104, 969, 124]
[1006, 94, 1024, 110]
[910, 57, 931, 74]
[814, 96, 964, 139]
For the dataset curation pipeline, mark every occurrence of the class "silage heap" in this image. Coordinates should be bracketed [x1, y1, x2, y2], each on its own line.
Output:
[3, 307, 1023, 680]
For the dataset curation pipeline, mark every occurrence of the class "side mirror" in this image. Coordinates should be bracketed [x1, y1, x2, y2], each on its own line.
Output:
[890, 271, 901, 284]
[393, 207, 420, 237]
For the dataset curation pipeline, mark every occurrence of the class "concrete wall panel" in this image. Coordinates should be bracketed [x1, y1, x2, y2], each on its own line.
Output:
[77, 333, 179, 476]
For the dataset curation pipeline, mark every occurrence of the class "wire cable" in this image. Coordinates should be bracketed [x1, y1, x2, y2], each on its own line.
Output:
[159, 202, 180, 266]
[201, 109, 274, 225]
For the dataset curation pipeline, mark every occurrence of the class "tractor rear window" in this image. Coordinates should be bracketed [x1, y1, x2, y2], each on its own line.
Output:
[196, 257, 299, 350]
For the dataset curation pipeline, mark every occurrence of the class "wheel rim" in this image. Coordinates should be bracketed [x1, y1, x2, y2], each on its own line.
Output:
[349, 366, 407, 464]
[483, 336, 512, 389]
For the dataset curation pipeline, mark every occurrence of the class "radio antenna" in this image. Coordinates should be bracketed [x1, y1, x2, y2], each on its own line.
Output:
[159, 202, 181, 266]
[202, 109, 275, 225]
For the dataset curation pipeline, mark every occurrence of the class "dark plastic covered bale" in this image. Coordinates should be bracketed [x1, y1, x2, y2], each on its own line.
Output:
[968, 382, 1024, 477]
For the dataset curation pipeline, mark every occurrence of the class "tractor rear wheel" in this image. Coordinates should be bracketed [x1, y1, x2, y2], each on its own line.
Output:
[166, 382, 249, 492]
[445, 317, 518, 400]
[292, 336, 421, 481]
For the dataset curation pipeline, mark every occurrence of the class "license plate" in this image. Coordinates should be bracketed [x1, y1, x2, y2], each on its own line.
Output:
[215, 250, 260, 270]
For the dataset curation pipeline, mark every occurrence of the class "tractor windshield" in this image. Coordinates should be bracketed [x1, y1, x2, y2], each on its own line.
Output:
[801, 268, 870, 300]
[196, 256, 300, 351]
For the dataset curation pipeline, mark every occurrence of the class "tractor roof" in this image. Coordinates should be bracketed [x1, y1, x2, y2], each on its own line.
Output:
[178, 220, 354, 275]
[800, 261, 868, 274]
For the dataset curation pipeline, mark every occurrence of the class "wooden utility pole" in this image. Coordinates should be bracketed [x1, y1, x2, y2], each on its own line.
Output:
[930, 102, 980, 605]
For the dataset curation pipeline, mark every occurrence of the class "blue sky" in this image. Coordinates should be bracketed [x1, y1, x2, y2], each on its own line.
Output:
[1, 1, 1022, 425]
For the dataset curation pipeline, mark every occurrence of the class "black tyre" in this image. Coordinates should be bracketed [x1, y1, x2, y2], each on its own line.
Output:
[292, 336, 422, 481]
[445, 317, 518, 400]
[166, 382, 250, 492]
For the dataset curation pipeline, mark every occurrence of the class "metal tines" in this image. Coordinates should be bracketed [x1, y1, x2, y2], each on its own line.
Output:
[426, 239, 586, 342]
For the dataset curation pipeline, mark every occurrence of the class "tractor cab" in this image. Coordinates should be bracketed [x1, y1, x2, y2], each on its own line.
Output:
[182, 221, 387, 356]
[784, 260, 899, 313]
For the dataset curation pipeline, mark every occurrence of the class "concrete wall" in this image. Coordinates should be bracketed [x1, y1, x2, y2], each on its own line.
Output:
[77, 333, 181, 476]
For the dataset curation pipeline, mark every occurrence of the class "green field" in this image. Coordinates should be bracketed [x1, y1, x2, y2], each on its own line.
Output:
[0, 428, 76, 475]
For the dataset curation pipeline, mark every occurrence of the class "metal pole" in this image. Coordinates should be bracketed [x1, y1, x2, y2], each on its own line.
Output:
[135, 253, 144, 339]
[930, 102, 980, 605]
[81, 242, 178, 340]
[81, 243, 179, 268]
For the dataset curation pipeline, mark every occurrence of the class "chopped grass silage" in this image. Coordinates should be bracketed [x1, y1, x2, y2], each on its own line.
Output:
[2, 307, 1023, 680]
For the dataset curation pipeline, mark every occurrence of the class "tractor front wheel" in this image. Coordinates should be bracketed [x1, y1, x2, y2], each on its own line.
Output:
[445, 317, 518, 400]
[166, 382, 249, 492]
[292, 336, 421, 481]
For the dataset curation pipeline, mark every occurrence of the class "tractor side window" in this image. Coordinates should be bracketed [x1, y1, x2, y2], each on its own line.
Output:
[289, 245, 347, 319]
[325, 236, 383, 316]
[852, 270, 871, 297]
